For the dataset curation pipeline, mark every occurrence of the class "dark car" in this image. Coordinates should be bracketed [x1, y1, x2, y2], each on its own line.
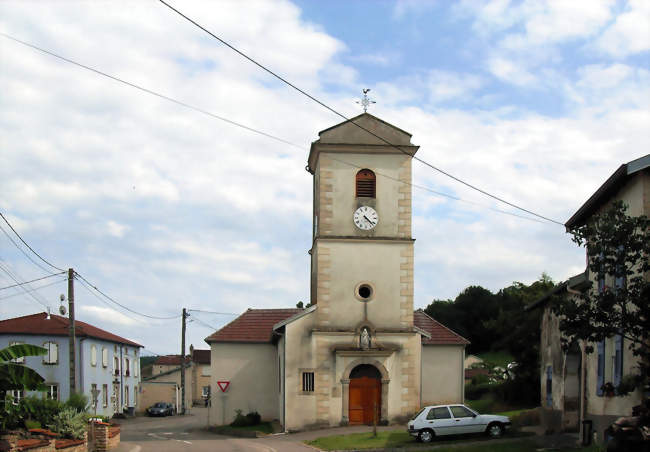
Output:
[146, 402, 174, 417]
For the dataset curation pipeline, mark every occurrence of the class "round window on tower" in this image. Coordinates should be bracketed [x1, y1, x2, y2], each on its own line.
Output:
[354, 282, 375, 302]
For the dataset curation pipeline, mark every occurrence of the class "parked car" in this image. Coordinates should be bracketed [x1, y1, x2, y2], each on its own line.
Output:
[146, 402, 174, 417]
[407, 404, 511, 443]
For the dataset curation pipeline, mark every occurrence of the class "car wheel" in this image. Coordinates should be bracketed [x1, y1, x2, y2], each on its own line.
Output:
[486, 422, 504, 438]
[418, 429, 434, 443]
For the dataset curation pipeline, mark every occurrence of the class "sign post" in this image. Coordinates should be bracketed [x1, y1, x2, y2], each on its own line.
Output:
[217, 381, 230, 425]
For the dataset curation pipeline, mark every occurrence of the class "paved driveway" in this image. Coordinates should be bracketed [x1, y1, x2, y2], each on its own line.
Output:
[113, 408, 318, 452]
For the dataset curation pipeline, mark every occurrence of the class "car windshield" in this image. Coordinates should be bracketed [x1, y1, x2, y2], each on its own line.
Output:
[153, 403, 165, 408]
[411, 407, 426, 420]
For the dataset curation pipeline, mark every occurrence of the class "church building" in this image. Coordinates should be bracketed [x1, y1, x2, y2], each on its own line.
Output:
[206, 113, 468, 430]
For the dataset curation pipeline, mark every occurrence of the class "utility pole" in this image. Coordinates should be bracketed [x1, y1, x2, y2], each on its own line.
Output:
[68, 268, 76, 395]
[180, 308, 187, 415]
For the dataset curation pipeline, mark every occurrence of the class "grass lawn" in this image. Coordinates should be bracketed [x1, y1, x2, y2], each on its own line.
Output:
[477, 351, 514, 368]
[419, 440, 604, 452]
[306, 429, 535, 451]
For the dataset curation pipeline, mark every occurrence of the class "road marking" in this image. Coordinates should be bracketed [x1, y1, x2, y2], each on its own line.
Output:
[146, 433, 168, 440]
[162, 432, 173, 435]
[128, 447, 141, 452]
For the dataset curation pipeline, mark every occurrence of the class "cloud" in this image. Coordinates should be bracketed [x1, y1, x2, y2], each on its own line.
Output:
[595, 0, 650, 57]
[487, 57, 537, 86]
[107, 221, 129, 238]
[79, 305, 139, 327]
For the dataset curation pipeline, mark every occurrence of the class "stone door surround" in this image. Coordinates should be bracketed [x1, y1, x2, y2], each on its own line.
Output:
[341, 358, 389, 424]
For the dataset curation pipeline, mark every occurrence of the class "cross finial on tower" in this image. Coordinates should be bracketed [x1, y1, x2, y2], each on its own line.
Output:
[356, 88, 376, 113]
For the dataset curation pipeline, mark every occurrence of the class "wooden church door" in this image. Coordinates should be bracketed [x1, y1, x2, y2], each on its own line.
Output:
[348, 365, 382, 425]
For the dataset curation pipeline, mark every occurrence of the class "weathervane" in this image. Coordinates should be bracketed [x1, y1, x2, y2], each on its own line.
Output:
[356, 88, 376, 113]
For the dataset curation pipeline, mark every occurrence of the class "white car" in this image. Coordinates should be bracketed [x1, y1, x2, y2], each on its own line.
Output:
[407, 404, 511, 443]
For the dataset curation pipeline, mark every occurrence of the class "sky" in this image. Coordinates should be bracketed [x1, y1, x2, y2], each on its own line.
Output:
[1, 0, 648, 356]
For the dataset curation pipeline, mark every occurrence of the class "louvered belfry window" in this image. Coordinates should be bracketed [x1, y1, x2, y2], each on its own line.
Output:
[356, 169, 376, 198]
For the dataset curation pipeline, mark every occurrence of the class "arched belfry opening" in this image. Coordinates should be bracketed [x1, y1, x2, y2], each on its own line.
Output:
[356, 169, 376, 198]
[348, 364, 382, 425]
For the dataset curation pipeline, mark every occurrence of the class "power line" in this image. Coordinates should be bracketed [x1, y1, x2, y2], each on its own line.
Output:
[75, 271, 181, 320]
[0, 212, 65, 272]
[0, 260, 51, 310]
[0, 223, 59, 275]
[1, 34, 556, 226]
[187, 308, 238, 316]
[0, 271, 66, 291]
[189, 316, 219, 331]
[0, 278, 66, 301]
[75, 276, 146, 324]
[158, 0, 563, 226]
[0, 32, 304, 151]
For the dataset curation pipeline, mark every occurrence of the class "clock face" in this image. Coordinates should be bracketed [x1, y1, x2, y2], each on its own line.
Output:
[353, 206, 379, 230]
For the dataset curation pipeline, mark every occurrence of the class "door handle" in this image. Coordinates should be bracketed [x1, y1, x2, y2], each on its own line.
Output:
[455, 419, 460, 422]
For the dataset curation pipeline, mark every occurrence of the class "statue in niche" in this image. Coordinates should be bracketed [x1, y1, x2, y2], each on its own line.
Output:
[360, 327, 371, 350]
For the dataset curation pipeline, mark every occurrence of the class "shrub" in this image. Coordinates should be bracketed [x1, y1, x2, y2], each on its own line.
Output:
[65, 392, 88, 413]
[245, 411, 261, 426]
[48, 408, 87, 439]
[24, 419, 41, 429]
[230, 409, 261, 427]
[21, 396, 64, 427]
[465, 382, 494, 400]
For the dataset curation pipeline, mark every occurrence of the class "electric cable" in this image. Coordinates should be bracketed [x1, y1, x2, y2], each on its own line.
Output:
[188, 315, 219, 331]
[0, 271, 66, 291]
[187, 308, 238, 316]
[157, 0, 563, 226]
[75, 271, 181, 320]
[0, 278, 66, 301]
[0, 214, 65, 272]
[0, 260, 51, 310]
[75, 275, 147, 324]
[2, 34, 555, 225]
[0, 32, 303, 151]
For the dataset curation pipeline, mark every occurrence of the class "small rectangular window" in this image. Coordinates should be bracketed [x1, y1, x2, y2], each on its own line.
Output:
[91, 345, 97, 367]
[302, 372, 314, 392]
[91, 384, 98, 408]
[46, 384, 59, 401]
[597, 341, 605, 396]
[43, 342, 58, 365]
[546, 366, 553, 407]
[614, 335, 623, 389]
[103, 384, 109, 407]
[102, 348, 108, 368]
[10, 389, 24, 405]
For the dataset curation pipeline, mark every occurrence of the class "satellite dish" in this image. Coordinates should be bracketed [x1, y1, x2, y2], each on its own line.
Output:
[59, 305, 67, 315]
[60, 294, 65, 302]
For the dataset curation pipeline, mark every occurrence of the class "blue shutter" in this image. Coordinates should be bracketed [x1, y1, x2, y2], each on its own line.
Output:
[597, 341, 605, 396]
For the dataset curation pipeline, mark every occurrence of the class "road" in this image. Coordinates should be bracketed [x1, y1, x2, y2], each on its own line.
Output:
[113, 408, 317, 452]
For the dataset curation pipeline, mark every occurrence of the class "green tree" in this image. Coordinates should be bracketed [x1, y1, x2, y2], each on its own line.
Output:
[553, 201, 650, 389]
[0, 343, 47, 394]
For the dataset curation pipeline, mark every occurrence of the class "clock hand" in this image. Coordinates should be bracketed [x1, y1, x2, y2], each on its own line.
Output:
[363, 215, 375, 226]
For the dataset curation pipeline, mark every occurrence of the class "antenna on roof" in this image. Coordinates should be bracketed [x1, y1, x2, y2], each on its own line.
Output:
[46, 307, 51, 319]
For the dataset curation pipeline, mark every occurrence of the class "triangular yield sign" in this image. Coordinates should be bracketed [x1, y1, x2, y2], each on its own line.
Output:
[217, 381, 230, 393]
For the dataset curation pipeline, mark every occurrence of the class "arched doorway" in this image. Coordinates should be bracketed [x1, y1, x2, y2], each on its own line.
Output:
[349, 364, 381, 425]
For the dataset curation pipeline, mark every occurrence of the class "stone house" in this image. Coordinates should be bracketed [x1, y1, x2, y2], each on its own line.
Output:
[0, 312, 142, 417]
[206, 113, 468, 430]
[527, 154, 649, 441]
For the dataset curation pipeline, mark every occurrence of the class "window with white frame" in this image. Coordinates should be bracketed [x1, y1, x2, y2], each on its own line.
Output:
[102, 348, 108, 368]
[91, 384, 98, 408]
[134, 385, 137, 406]
[124, 358, 130, 376]
[202, 386, 210, 398]
[9, 341, 25, 363]
[46, 383, 59, 400]
[10, 389, 24, 405]
[124, 386, 129, 407]
[114, 356, 120, 376]
[134, 360, 138, 377]
[91, 345, 97, 367]
[43, 342, 58, 365]
[102, 384, 109, 407]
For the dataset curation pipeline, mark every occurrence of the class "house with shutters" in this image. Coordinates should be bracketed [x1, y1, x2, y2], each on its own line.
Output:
[0, 312, 142, 417]
[526, 154, 649, 440]
[206, 113, 468, 430]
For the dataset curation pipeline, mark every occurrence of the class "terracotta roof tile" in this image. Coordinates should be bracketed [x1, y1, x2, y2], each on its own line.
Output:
[0, 312, 142, 347]
[414, 310, 469, 345]
[205, 308, 302, 343]
[153, 355, 189, 366]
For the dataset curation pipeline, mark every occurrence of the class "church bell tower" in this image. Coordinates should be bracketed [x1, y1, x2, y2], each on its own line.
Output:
[307, 113, 419, 331]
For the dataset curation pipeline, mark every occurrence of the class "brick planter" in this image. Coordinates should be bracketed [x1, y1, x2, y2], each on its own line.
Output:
[93, 423, 120, 451]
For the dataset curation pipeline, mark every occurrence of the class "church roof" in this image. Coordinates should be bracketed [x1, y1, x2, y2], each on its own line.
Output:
[205, 307, 469, 346]
[204, 308, 302, 343]
[414, 310, 470, 345]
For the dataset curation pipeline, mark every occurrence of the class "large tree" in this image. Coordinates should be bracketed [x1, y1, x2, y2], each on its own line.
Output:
[552, 201, 650, 389]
